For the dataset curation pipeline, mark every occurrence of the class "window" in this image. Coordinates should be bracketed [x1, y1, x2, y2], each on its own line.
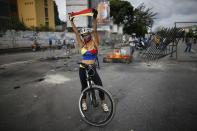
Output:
[45, 8, 48, 17]
[44, 0, 48, 7]
[45, 17, 49, 21]
[25, 2, 34, 5]
[10, 4, 17, 12]
[26, 18, 34, 21]
[45, 22, 49, 27]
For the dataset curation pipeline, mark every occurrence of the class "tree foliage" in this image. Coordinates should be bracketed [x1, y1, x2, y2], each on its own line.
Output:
[134, 3, 156, 28]
[110, 0, 157, 36]
[110, 0, 134, 25]
[9, 17, 28, 31]
[54, 1, 62, 25]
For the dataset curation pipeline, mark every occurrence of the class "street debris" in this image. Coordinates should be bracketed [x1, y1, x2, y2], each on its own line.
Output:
[0, 67, 6, 70]
[67, 116, 71, 119]
[103, 47, 132, 63]
[139, 62, 165, 69]
[33, 94, 38, 98]
[55, 66, 62, 69]
[13, 86, 21, 89]
[36, 78, 45, 82]
[38, 56, 70, 62]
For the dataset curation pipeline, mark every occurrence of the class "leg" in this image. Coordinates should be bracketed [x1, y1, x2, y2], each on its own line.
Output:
[132, 47, 135, 54]
[91, 67, 105, 100]
[129, 46, 132, 56]
[188, 44, 191, 52]
[185, 45, 188, 52]
[79, 67, 88, 99]
[79, 67, 89, 111]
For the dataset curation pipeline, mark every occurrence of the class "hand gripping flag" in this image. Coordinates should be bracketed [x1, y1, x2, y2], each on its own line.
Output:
[68, 8, 94, 17]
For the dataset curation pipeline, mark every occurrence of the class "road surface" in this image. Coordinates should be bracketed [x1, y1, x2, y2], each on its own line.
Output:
[0, 49, 197, 131]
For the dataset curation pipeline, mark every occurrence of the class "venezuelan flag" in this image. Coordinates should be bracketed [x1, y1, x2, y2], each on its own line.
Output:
[68, 8, 93, 17]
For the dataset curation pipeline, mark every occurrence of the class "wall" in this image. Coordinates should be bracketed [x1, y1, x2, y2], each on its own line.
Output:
[48, 0, 55, 29]
[0, 30, 76, 49]
[35, 0, 45, 27]
[0, 30, 123, 49]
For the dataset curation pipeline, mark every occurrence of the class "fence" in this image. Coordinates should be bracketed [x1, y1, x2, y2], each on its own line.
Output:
[141, 27, 184, 62]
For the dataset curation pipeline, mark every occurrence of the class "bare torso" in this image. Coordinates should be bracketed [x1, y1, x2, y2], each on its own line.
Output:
[81, 40, 97, 65]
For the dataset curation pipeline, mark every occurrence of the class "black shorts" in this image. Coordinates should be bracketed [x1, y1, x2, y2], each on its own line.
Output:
[79, 66, 103, 92]
[79, 65, 105, 100]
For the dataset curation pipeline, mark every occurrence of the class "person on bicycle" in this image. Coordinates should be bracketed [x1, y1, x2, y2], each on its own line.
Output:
[69, 9, 109, 112]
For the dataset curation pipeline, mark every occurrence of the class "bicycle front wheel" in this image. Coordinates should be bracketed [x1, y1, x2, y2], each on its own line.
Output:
[79, 86, 115, 126]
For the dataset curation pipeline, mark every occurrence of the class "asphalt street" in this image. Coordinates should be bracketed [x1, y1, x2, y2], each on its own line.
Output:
[0, 48, 197, 131]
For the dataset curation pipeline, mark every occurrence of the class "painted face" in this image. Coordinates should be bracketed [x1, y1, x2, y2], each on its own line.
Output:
[82, 33, 92, 43]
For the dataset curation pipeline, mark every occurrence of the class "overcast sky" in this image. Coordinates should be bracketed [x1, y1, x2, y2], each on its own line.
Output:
[55, 0, 197, 30]
[128, 0, 197, 30]
[55, 0, 66, 21]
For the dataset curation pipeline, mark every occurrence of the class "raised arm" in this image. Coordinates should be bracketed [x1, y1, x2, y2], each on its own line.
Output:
[92, 9, 99, 47]
[69, 15, 83, 48]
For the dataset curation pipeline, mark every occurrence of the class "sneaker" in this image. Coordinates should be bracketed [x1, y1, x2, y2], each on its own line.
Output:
[102, 103, 109, 112]
[82, 100, 87, 111]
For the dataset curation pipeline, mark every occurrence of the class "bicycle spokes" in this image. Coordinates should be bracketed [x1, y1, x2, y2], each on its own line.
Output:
[80, 87, 115, 126]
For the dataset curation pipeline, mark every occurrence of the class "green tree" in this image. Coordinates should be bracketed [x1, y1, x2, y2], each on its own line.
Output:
[9, 17, 28, 31]
[134, 4, 156, 29]
[110, 0, 157, 36]
[110, 0, 134, 25]
[54, 1, 62, 25]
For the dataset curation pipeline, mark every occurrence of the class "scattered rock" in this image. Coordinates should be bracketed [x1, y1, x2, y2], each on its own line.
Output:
[0, 67, 6, 70]
[68, 69, 72, 72]
[33, 94, 38, 98]
[13, 86, 21, 89]
[74, 68, 78, 71]
[36, 78, 45, 82]
[55, 66, 62, 69]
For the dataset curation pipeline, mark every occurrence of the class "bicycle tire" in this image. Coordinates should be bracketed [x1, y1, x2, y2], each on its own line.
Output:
[79, 86, 115, 127]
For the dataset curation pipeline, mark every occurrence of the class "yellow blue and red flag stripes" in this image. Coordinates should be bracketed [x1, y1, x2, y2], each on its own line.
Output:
[81, 48, 98, 60]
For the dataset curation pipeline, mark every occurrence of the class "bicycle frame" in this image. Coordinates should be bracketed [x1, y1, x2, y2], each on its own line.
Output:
[85, 67, 98, 107]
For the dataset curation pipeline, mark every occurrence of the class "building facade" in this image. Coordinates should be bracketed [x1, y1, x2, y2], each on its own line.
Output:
[17, 0, 55, 29]
[0, 0, 10, 31]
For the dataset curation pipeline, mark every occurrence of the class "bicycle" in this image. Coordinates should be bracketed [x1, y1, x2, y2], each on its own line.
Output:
[78, 62, 115, 126]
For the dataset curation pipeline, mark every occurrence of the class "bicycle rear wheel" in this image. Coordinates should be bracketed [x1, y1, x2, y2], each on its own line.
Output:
[79, 86, 115, 126]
